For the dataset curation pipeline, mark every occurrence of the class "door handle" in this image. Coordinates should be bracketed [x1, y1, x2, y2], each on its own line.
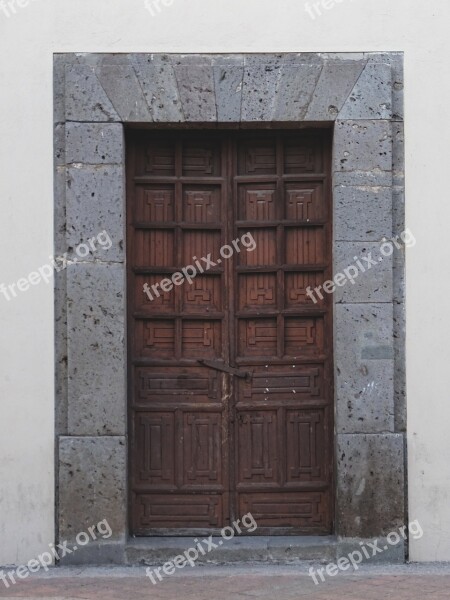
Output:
[198, 359, 251, 380]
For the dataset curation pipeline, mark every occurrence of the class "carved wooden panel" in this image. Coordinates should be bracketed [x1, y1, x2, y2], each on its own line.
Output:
[128, 130, 332, 534]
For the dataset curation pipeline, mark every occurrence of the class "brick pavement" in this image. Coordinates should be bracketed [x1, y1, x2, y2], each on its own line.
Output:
[0, 564, 450, 599]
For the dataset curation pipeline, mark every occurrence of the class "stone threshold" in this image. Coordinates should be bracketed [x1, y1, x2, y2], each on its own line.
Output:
[125, 535, 405, 566]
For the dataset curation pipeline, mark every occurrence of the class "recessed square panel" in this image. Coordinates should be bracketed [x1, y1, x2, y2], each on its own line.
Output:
[135, 186, 175, 223]
[142, 140, 176, 176]
[134, 274, 176, 313]
[135, 320, 176, 358]
[238, 184, 277, 221]
[238, 318, 278, 357]
[285, 182, 325, 221]
[284, 137, 322, 174]
[183, 186, 221, 223]
[183, 275, 222, 313]
[182, 141, 221, 176]
[285, 227, 325, 265]
[182, 320, 222, 358]
[182, 230, 222, 265]
[134, 230, 175, 267]
[238, 140, 276, 175]
[285, 272, 326, 307]
[285, 317, 324, 357]
[238, 228, 277, 266]
[238, 273, 277, 310]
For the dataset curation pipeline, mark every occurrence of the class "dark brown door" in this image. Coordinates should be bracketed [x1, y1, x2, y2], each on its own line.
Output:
[127, 130, 333, 535]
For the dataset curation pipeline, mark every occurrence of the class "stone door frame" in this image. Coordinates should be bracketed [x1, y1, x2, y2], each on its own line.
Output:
[54, 52, 406, 563]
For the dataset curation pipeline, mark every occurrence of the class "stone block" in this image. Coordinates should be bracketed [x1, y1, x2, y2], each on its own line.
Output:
[394, 299, 406, 433]
[131, 54, 184, 122]
[392, 121, 405, 187]
[171, 56, 216, 121]
[273, 64, 322, 120]
[335, 304, 394, 433]
[334, 241, 393, 303]
[65, 65, 120, 122]
[333, 170, 392, 188]
[339, 63, 392, 120]
[95, 57, 152, 122]
[66, 123, 124, 165]
[55, 268, 68, 436]
[67, 263, 125, 435]
[213, 65, 243, 122]
[333, 120, 392, 173]
[334, 185, 392, 241]
[336, 433, 405, 537]
[368, 52, 403, 121]
[305, 60, 365, 120]
[241, 57, 284, 121]
[66, 165, 124, 263]
[336, 537, 405, 563]
[54, 123, 65, 166]
[58, 436, 126, 543]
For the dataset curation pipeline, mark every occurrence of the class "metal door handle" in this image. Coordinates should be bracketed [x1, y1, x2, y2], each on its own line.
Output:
[198, 359, 251, 380]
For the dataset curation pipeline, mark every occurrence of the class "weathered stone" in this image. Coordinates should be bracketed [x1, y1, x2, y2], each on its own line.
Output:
[55, 268, 68, 436]
[171, 56, 216, 121]
[334, 185, 392, 241]
[334, 241, 393, 303]
[126, 536, 337, 565]
[305, 60, 366, 120]
[54, 54, 67, 124]
[54, 166, 66, 254]
[65, 123, 124, 165]
[55, 52, 405, 562]
[58, 436, 126, 543]
[319, 53, 366, 61]
[392, 188, 405, 235]
[339, 63, 392, 120]
[241, 56, 284, 121]
[273, 64, 322, 120]
[213, 65, 243, 122]
[131, 54, 184, 122]
[336, 433, 405, 537]
[368, 52, 404, 121]
[394, 297, 406, 433]
[67, 263, 125, 435]
[333, 120, 392, 172]
[336, 537, 405, 563]
[96, 57, 152, 122]
[54, 123, 65, 166]
[335, 303, 394, 433]
[333, 170, 393, 188]
[66, 165, 124, 263]
[65, 65, 120, 122]
[392, 121, 405, 186]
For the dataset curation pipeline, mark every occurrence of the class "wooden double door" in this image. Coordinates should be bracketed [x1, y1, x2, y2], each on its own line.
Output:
[127, 129, 333, 535]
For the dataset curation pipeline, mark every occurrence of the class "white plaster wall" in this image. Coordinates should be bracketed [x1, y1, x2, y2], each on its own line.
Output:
[0, 0, 448, 564]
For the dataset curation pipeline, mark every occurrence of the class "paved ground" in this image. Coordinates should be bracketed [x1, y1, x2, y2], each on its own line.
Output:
[1, 564, 450, 599]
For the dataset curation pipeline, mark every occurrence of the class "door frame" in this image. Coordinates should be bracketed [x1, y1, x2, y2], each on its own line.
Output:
[55, 52, 406, 562]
